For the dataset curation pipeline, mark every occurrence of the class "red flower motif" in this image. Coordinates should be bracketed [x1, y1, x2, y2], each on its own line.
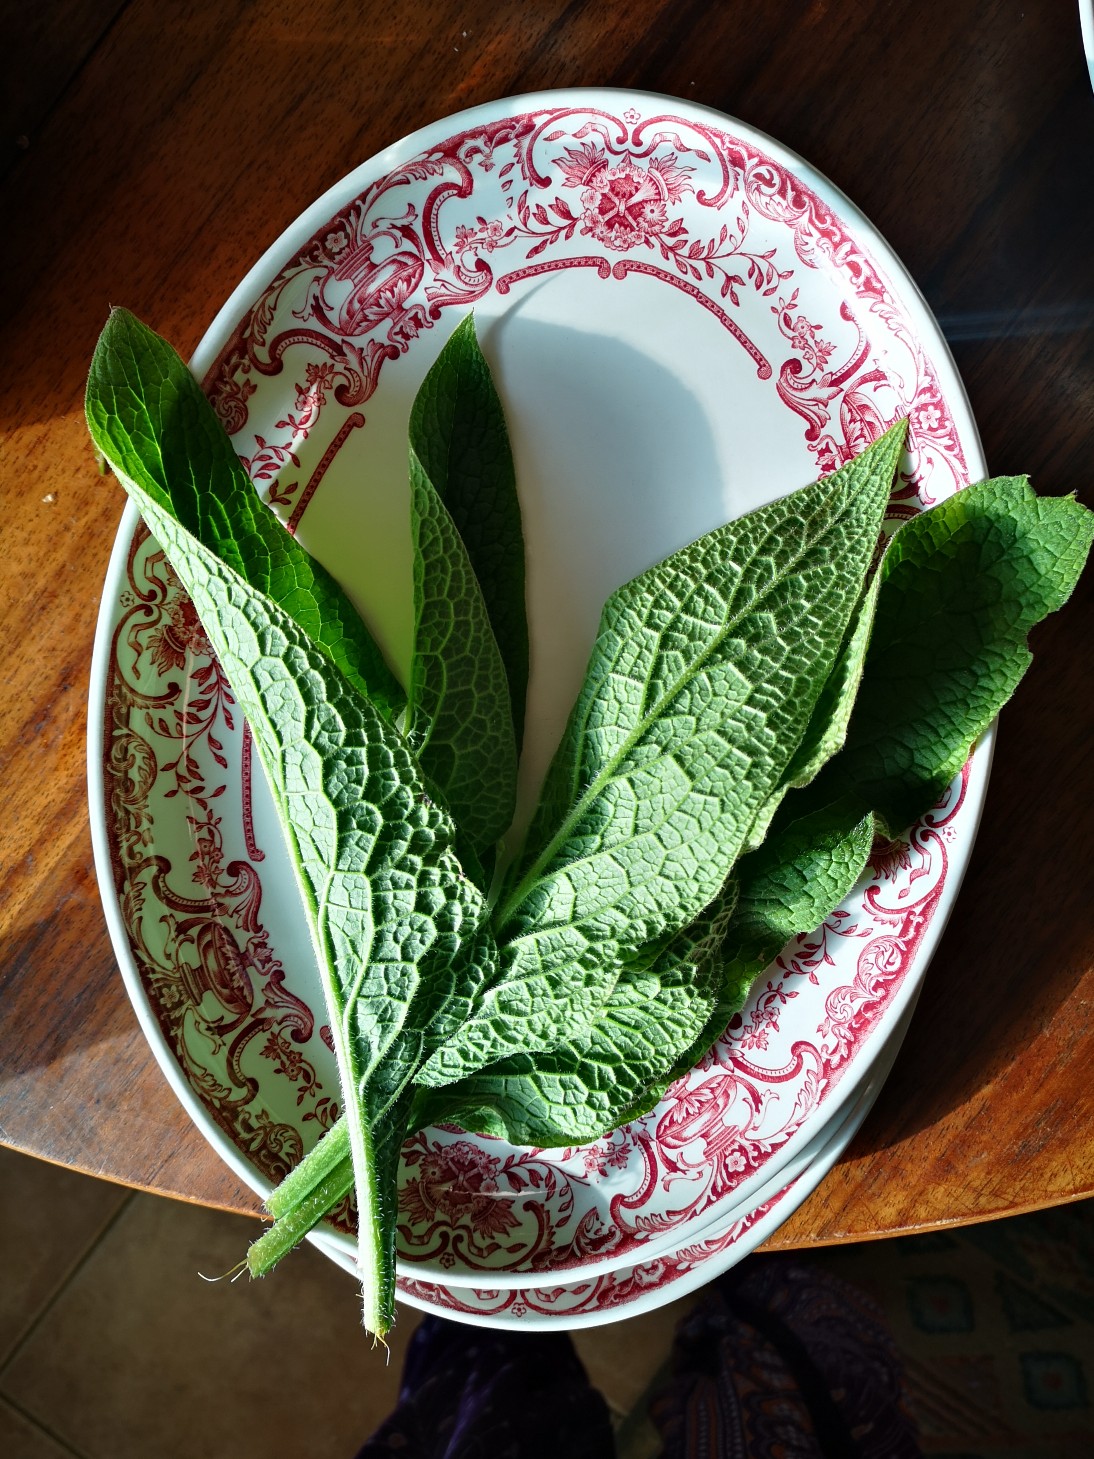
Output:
[868, 834, 913, 881]
[789, 313, 833, 365]
[581, 160, 667, 249]
[453, 217, 507, 256]
[147, 595, 212, 674]
[294, 359, 336, 414]
[580, 1136, 631, 1179]
[261, 1030, 303, 1078]
[401, 1139, 520, 1239]
[556, 144, 692, 252]
[772, 292, 835, 372]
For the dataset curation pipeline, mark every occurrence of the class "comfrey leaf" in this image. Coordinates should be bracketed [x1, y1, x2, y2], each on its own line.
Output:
[88, 323, 496, 1339]
[502, 421, 905, 942]
[410, 314, 529, 748]
[743, 566, 883, 852]
[724, 798, 877, 985]
[86, 308, 403, 718]
[773, 474, 1094, 833]
[407, 445, 517, 874]
[421, 424, 905, 1079]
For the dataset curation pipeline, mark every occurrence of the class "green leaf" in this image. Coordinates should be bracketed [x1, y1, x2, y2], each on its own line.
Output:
[89, 331, 497, 1336]
[423, 424, 904, 1078]
[744, 566, 883, 853]
[712, 472, 1094, 1029]
[727, 799, 877, 975]
[634, 802, 878, 1097]
[406, 445, 518, 869]
[148, 497, 492, 1334]
[775, 475, 1094, 833]
[414, 883, 738, 1145]
[410, 314, 529, 748]
[85, 308, 403, 719]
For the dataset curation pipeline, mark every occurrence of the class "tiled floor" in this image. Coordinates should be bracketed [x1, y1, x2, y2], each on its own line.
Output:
[0, 1145, 688, 1458]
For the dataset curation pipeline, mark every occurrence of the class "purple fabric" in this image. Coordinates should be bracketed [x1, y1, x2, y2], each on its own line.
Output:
[354, 1316, 615, 1458]
[649, 1256, 922, 1458]
[356, 1257, 922, 1458]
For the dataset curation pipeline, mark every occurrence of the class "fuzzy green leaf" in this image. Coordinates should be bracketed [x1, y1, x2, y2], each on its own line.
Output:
[407, 445, 517, 869]
[410, 314, 529, 748]
[714, 473, 1094, 1026]
[88, 318, 497, 1338]
[775, 475, 1094, 832]
[414, 882, 738, 1145]
[86, 308, 403, 718]
[726, 799, 877, 981]
[421, 424, 904, 1080]
[744, 566, 883, 853]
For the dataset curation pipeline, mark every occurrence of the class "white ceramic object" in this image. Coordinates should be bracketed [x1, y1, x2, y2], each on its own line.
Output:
[88, 89, 988, 1294]
[1082, 1, 1094, 88]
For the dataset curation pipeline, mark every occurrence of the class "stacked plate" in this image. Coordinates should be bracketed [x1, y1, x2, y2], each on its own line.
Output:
[88, 90, 989, 1331]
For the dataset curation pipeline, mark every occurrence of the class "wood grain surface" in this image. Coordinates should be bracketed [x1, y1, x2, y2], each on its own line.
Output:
[1, 0, 1091, 1252]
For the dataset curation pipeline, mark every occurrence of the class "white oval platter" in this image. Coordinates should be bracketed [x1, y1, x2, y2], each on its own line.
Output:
[88, 88, 988, 1290]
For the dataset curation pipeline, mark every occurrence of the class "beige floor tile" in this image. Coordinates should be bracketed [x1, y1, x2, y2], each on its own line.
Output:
[0, 1147, 128, 1368]
[0, 1192, 420, 1459]
[0, 1394, 87, 1459]
[572, 1291, 696, 1418]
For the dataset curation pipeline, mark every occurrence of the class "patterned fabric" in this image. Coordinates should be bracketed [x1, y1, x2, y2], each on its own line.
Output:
[809, 1200, 1094, 1457]
[357, 1257, 921, 1457]
[647, 1257, 922, 1458]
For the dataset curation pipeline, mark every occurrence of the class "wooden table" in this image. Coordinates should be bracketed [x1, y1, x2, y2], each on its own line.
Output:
[1, 0, 1091, 1250]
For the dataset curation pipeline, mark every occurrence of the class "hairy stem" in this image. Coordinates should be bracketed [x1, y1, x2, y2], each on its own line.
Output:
[247, 1158, 356, 1278]
[266, 1121, 353, 1220]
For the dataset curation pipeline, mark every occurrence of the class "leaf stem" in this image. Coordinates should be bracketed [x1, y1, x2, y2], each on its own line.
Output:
[247, 1157, 355, 1277]
[266, 1120, 352, 1220]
